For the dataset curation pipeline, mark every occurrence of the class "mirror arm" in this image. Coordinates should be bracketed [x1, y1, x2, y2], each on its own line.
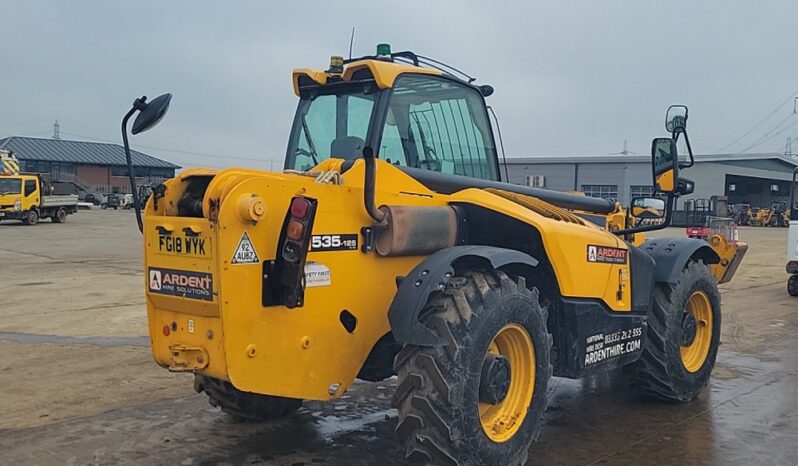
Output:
[121, 107, 144, 233]
[675, 130, 695, 169]
[615, 195, 675, 237]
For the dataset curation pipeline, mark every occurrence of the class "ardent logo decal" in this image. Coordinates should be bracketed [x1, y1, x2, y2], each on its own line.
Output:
[586, 245, 628, 264]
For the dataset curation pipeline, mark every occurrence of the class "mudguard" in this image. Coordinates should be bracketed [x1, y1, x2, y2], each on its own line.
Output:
[642, 237, 720, 283]
[388, 245, 538, 346]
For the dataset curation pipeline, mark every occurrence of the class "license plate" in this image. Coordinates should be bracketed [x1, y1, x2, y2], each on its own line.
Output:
[156, 234, 211, 259]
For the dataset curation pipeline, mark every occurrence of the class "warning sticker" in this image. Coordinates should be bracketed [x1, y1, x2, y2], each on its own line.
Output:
[148, 267, 213, 301]
[231, 232, 260, 264]
[304, 262, 331, 287]
[586, 244, 628, 264]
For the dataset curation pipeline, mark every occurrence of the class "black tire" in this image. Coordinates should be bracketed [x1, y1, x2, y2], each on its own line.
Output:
[24, 210, 38, 225]
[194, 375, 301, 421]
[52, 208, 66, 223]
[626, 261, 721, 401]
[392, 270, 552, 466]
[788, 274, 798, 297]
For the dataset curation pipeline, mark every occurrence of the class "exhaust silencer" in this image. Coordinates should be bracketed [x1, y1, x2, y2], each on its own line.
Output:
[375, 205, 459, 257]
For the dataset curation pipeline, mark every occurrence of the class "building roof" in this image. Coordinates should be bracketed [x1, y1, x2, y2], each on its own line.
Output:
[0, 136, 180, 169]
[504, 152, 798, 167]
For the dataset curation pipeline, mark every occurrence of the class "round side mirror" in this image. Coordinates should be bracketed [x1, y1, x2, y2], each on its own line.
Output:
[666, 105, 688, 133]
[132, 93, 173, 135]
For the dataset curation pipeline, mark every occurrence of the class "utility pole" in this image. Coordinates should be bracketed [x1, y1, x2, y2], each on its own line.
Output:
[787, 137, 793, 156]
[612, 139, 636, 156]
[52, 120, 61, 140]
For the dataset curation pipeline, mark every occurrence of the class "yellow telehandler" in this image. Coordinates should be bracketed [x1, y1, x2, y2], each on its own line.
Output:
[121, 45, 746, 465]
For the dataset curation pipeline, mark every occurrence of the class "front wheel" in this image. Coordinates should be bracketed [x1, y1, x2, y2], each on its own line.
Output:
[626, 261, 721, 401]
[392, 270, 552, 466]
[23, 210, 38, 225]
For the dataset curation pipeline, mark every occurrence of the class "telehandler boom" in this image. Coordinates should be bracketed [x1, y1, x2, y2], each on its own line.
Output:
[123, 45, 746, 465]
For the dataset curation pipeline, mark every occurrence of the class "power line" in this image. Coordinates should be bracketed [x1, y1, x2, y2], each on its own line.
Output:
[740, 116, 798, 153]
[737, 113, 795, 152]
[716, 80, 798, 152]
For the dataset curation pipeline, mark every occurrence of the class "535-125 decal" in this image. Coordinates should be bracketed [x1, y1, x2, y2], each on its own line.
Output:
[310, 234, 358, 252]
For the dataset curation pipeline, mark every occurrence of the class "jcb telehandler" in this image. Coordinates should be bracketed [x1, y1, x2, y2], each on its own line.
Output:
[122, 45, 746, 465]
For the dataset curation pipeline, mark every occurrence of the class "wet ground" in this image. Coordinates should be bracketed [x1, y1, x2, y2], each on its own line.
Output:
[1, 210, 796, 465]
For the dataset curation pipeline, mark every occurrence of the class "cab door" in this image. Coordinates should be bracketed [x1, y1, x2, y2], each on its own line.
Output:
[23, 178, 39, 210]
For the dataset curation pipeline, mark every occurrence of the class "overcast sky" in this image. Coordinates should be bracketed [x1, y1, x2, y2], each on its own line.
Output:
[3, 1, 798, 170]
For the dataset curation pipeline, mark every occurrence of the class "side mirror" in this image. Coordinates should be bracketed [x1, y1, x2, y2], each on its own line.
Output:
[132, 93, 172, 135]
[651, 137, 679, 193]
[666, 105, 688, 133]
[122, 92, 173, 234]
[631, 197, 666, 219]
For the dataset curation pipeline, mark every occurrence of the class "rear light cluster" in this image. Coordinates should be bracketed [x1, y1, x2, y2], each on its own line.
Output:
[282, 197, 313, 261]
[263, 196, 318, 308]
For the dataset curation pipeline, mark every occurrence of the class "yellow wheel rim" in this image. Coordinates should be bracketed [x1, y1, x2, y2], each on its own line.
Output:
[680, 291, 713, 373]
[478, 324, 535, 443]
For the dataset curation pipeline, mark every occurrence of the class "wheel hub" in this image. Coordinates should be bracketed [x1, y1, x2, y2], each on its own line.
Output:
[479, 353, 511, 405]
[681, 312, 697, 346]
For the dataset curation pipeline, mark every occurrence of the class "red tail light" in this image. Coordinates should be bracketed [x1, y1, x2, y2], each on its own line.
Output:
[290, 198, 310, 219]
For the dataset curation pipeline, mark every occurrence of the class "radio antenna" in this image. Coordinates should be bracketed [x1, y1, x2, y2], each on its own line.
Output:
[348, 27, 355, 59]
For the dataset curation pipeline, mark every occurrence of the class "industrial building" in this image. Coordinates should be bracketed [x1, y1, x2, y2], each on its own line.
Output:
[504, 153, 798, 209]
[0, 136, 179, 193]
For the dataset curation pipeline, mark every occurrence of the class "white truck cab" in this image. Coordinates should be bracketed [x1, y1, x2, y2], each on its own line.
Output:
[787, 168, 798, 295]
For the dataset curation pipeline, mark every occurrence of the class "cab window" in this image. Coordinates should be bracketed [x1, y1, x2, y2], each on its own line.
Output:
[24, 180, 37, 197]
[381, 75, 498, 180]
[287, 85, 377, 171]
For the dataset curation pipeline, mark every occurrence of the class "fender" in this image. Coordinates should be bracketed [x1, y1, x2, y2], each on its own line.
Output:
[642, 237, 720, 283]
[388, 245, 538, 346]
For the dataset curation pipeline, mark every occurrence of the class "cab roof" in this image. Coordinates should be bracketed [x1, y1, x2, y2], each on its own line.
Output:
[292, 58, 443, 96]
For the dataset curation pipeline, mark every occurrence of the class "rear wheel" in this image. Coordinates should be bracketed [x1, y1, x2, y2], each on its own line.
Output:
[626, 261, 721, 401]
[788, 274, 798, 297]
[24, 210, 38, 225]
[52, 208, 66, 223]
[392, 270, 551, 466]
[194, 375, 302, 421]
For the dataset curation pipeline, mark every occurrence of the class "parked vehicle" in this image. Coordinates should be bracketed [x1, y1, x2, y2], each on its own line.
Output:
[0, 173, 78, 225]
[79, 190, 104, 206]
[102, 193, 123, 210]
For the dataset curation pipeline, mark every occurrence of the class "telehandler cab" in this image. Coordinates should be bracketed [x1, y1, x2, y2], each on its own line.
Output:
[122, 45, 746, 465]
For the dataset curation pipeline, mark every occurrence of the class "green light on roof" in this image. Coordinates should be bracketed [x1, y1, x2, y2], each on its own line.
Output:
[376, 43, 391, 56]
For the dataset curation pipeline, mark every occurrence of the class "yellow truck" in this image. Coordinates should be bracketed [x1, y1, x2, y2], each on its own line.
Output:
[0, 150, 78, 225]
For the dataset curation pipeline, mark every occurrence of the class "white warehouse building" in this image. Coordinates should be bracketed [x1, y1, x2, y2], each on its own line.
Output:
[503, 153, 798, 209]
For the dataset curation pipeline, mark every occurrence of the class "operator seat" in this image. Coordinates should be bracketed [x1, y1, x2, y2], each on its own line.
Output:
[330, 136, 365, 160]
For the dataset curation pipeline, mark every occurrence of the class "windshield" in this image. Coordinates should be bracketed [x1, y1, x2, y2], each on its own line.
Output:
[286, 85, 377, 171]
[0, 178, 21, 195]
[382, 75, 498, 180]
[284, 74, 498, 181]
